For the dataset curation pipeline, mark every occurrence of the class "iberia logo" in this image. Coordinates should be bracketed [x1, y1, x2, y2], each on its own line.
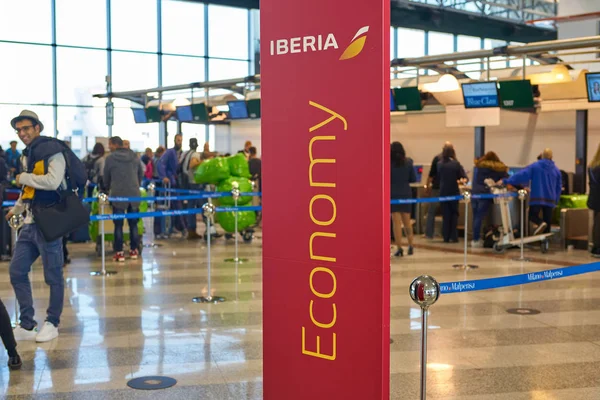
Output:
[268, 26, 369, 60]
[339, 26, 369, 61]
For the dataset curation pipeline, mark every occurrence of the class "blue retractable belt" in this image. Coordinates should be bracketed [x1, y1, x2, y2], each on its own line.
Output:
[440, 262, 600, 294]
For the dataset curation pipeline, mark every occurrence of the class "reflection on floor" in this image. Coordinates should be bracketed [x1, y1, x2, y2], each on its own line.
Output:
[1, 232, 600, 399]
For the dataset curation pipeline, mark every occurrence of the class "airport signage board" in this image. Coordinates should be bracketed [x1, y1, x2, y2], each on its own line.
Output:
[498, 80, 534, 109]
[261, 0, 391, 399]
[462, 82, 499, 108]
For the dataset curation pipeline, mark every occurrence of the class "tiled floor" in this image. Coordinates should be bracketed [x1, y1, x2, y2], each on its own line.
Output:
[1, 230, 600, 399]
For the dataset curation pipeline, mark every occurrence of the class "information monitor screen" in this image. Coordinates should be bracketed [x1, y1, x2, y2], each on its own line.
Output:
[132, 108, 148, 123]
[586, 72, 600, 102]
[228, 101, 249, 119]
[462, 82, 499, 108]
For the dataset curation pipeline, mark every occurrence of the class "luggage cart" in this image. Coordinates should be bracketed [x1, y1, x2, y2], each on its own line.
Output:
[488, 183, 552, 254]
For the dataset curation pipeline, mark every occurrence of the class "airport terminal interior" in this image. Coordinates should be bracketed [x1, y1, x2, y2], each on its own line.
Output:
[3, 0, 600, 399]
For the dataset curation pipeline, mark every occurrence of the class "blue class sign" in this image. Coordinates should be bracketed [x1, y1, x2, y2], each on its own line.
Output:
[462, 82, 499, 109]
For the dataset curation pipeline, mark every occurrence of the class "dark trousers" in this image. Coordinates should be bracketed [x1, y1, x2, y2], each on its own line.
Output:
[113, 205, 140, 252]
[593, 211, 600, 250]
[62, 236, 69, 261]
[0, 298, 17, 354]
[529, 205, 553, 233]
[441, 201, 459, 242]
[472, 199, 492, 242]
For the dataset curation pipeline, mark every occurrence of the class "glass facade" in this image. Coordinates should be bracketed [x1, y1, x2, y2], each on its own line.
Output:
[0, 1, 529, 154]
[0, 0, 252, 155]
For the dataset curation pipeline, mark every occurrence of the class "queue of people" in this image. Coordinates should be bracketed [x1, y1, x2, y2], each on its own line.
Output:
[391, 141, 564, 256]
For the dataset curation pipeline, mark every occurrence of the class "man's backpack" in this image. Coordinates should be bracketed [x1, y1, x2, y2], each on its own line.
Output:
[177, 150, 195, 189]
[83, 155, 99, 181]
[27, 137, 88, 196]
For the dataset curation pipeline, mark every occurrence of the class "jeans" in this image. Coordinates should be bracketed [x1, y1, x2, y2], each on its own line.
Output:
[425, 189, 440, 238]
[529, 205, 553, 233]
[113, 205, 140, 252]
[441, 201, 459, 242]
[185, 184, 203, 231]
[471, 199, 492, 242]
[9, 223, 64, 329]
[0, 297, 17, 354]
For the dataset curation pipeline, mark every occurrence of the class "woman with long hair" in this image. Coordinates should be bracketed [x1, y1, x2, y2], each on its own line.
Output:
[471, 151, 508, 247]
[588, 144, 600, 257]
[437, 145, 467, 243]
[390, 142, 417, 256]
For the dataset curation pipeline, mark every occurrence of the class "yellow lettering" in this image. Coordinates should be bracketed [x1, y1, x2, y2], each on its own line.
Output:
[309, 267, 337, 299]
[309, 300, 337, 329]
[302, 327, 337, 361]
[309, 232, 336, 262]
[309, 101, 348, 132]
[309, 195, 336, 226]
[308, 136, 336, 188]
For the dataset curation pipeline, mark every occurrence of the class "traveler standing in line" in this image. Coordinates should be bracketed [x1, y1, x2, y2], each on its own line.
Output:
[103, 136, 144, 262]
[0, 297, 21, 370]
[152, 147, 167, 239]
[390, 142, 417, 257]
[471, 152, 508, 248]
[438, 146, 467, 243]
[158, 133, 186, 236]
[8, 110, 66, 343]
[179, 138, 203, 240]
[588, 144, 600, 258]
[83, 143, 106, 196]
[141, 147, 153, 166]
[5, 140, 20, 179]
[248, 146, 261, 193]
[503, 148, 561, 235]
[424, 142, 453, 239]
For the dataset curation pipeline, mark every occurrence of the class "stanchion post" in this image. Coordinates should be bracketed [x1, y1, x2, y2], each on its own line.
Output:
[193, 203, 225, 303]
[145, 182, 157, 248]
[409, 275, 440, 400]
[91, 193, 118, 276]
[8, 214, 24, 327]
[225, 185, 249, 263]
[513, 189, 531, 262]
[453, 191, 478, 270]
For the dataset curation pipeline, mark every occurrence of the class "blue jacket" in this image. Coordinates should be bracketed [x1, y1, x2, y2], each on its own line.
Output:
[505, 159, 561, 207]
[5, 148, 20, 171]
[158, 148, 179, 185]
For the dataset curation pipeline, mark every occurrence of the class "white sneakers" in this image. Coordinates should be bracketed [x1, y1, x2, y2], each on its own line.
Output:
[13, 322, 58, 343]
[13, 325, 38, 341]
[471, 240, 483, 248]
[36, 322, 59, 343]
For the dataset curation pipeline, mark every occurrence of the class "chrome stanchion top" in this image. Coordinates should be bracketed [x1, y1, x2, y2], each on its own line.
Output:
[409, 275, 440, 310]
[98, 192, 109, 206]
[8, 214, 25, 230]
[518, 189, 527, 202]
[410, 275, 440, 400]
[148, 182, 156, 192]
[203, 202, 216, 218]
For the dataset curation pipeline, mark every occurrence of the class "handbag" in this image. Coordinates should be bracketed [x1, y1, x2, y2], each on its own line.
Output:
[32, 153, 90, 242]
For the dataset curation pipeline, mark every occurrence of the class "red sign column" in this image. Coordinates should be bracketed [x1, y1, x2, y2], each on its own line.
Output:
[261, 0, 391, 398]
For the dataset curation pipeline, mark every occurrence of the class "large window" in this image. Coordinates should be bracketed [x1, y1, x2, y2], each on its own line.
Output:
[208, 59, 249, 81]
[111, 0, 158, 52]
[56, 0, 106, 48]
[111, 52, 159, 92]
[0, 0, 252, 155]
[208, 5, 249, 60]
[162, 0, 205, 56]
[428, 31, 454, 56]
[0, 43, 53, 105]
[457, 35, 483, 79]
[0, 0, 52, 44]
[397, 28, 425, 58]
[57, 48, 107, 106]
[162, 55, 205, 86]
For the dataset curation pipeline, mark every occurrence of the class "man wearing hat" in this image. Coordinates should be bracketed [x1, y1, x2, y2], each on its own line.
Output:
[6, 110, 66, 343]
[5, 140, 21, 178]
